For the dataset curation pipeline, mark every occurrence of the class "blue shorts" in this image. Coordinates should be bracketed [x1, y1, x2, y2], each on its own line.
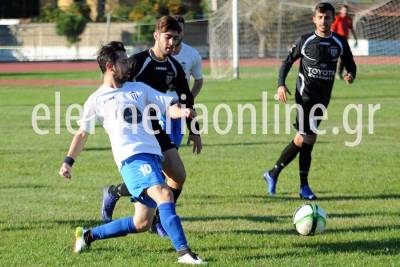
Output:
[120, 153, 165, 208]
[160, 115, 184, 148]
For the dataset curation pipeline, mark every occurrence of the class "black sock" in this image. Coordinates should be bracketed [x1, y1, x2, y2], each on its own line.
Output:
[153, 209, 160, 225]
[84, 230, 95, 244]
[170, 187, 182, 203]
[269, 140, 301, 179]
[299, 143, 314, 187]
[118, 183, 131, 196]
[108, 183, 131, 198]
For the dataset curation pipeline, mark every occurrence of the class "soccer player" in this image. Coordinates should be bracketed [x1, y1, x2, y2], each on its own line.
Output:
[263, 2, 357, 200]
[100, 16, 201, 235]
[172, 15, 203, 99]
[58, 41, 206, 264]
[331, 4, 358, 79]
[166, 15, 204, 150]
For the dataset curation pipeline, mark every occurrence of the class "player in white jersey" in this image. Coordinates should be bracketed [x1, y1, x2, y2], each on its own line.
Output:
[172, 16, 203, 99]
[101, 16, 205, 236]
[58, 41, 206, 265]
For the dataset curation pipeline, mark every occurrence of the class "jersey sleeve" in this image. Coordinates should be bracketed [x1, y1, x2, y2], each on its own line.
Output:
[144, 84, 177, 114]
[191, 51, 203, 80]
[340, 38, 357, 79]
[278, 37, 302, 87]
[79, 94, 98, 134]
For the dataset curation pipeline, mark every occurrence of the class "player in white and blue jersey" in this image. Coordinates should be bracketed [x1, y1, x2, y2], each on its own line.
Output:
[100, 17, 203, 237]
[58, 41, 205, 265]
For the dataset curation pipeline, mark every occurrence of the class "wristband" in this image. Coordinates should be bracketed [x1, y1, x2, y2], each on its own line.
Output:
[64, 156, 75, 166]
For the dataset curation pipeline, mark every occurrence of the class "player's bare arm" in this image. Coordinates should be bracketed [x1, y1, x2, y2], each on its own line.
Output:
[167, 104, 196, 119]
[58, 129, 89, 179]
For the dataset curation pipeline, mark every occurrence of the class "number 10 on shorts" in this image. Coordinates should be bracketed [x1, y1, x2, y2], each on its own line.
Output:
[139, 164, 152, 176]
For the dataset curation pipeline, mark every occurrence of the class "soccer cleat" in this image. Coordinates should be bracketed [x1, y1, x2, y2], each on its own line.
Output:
[263, 171, 277, 195]
[177, 250, 207, 265]
[299, 185, 317, 200]
[101, 186, 119, 223]
[73, 227, 90, 253]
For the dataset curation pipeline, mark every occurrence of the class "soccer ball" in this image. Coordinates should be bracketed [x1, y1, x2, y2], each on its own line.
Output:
[293, 203, 327, 236]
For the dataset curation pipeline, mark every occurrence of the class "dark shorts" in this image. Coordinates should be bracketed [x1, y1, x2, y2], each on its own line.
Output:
[295, 96, 328, 135]
[151, 119, 177, 152]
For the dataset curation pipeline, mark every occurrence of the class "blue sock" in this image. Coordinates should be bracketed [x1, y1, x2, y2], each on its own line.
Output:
[91, 216, 136, 240]
[158, 202, 188, 251]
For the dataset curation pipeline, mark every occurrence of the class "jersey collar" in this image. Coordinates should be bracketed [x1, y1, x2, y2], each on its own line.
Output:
[314, 31, 332, 39]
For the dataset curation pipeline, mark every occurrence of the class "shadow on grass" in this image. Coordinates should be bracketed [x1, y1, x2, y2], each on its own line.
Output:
[294, 238, 399, 255]
[182, 215, 292, 223]
[328, 211, 400, 218]
[0, 219, 105, 232]
[189, 224, 399, 237]
[183, 193, 400, 206]
[318, 194, 400, 201]
[0, 184, 48, 190]
[324, 224, 400, 234]
[182, 193, 301, 206]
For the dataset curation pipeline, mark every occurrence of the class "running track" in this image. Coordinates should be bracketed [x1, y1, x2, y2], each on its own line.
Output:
[0, 57, 398, 86]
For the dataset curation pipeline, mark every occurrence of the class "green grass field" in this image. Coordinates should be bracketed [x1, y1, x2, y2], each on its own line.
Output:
[0, 65, 399, 266]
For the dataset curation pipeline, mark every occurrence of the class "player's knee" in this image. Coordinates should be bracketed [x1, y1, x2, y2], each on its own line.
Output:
[158, 187, 174, 203]
[134, 218, 153, 232]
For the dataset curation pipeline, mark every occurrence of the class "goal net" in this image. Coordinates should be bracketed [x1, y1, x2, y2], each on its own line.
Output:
[208, 0, 400, 79]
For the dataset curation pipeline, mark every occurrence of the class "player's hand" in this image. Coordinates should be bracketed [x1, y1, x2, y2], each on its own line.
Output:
[183, 108, 196, 119]
[187, 134, 202, 154]
[276, 85, 291, 103]
[343, 73, 354, 84]
[59, 163, 72, 179]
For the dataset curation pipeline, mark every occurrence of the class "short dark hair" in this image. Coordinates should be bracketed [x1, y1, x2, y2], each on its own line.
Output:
[155, 15, 181, 33]
[96, 41, 126, 73]
[314, 2, 335, 16]
[173, 15, 185, 25]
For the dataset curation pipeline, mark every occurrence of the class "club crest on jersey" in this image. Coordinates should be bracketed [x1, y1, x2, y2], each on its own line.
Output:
[165, 73, 174, 85]
[129, 91, 140, 101]
[330, 46, 339, 58]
